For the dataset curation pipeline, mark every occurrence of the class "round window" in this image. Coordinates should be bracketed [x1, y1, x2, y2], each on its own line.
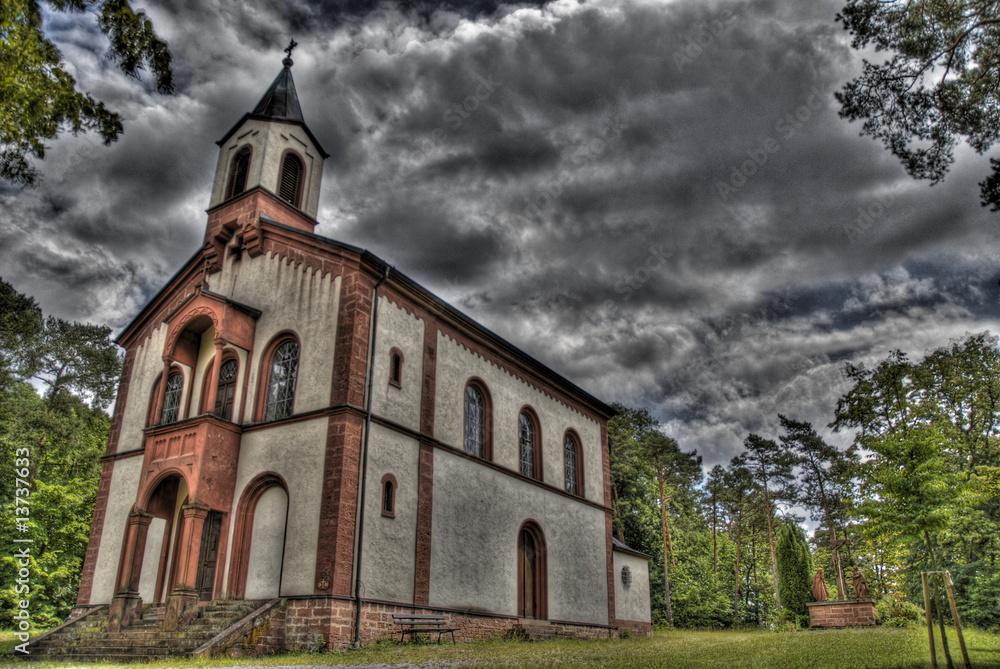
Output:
[621, 565, 632, 589]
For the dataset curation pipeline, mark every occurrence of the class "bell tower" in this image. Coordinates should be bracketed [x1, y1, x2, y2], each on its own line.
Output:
[208, 42, 328, 219]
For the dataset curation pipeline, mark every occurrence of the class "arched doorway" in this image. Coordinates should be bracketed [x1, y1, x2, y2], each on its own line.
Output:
[228, 474, 288, 599]
[135, 474, 187, 604]
[517, 521, 547, 619]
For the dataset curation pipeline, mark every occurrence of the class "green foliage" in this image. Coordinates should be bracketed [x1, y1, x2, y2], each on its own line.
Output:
[0, 278, 42, 390]
[875, 593, 923, 627]
[0, 0, 173, 185]
[775, 523, 812, 622]
[0, 280, 114, 627]
[836, 0, 1000, 210]
[832, 332, 1000, 629]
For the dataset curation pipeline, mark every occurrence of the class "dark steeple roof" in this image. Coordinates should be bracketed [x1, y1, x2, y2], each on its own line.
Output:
[215, 55, 328, 158]
[252, 58, 304, 122]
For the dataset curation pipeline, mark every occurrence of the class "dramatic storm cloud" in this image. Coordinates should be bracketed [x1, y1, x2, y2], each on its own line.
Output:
[3, 0, 998, 467]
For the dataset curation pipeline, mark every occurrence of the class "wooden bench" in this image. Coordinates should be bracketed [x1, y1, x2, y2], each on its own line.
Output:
[391, 613, 458, 644]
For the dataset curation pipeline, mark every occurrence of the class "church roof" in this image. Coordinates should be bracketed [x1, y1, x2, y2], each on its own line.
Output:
[612, 537, 651, 559]
[252, 59, 304, 122]
[215, 57, 329, 158]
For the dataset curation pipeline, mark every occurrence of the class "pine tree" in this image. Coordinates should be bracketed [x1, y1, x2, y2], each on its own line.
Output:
[776, 522, 813, 624]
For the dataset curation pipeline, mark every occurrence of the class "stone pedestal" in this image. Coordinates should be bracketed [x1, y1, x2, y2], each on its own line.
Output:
[807, 599, 876, 627]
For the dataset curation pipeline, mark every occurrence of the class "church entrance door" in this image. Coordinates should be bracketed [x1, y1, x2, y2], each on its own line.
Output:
[518, 528, 537, 618]
[195, 511, 222, 601]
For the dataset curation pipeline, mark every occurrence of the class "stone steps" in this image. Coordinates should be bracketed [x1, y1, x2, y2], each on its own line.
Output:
[26, 600, 265, 661]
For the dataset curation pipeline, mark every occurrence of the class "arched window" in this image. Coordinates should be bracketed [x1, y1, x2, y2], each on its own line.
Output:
[519, 411, 540, 479]
[381, 474, 397, 518]
[160, 373, 183, 425]
[214, 358, 238, 421]
[564, 433, 581, 495]
[278, 153, 303, 206]
[264, 340, 299, 421]
[389, 348, 403, 387]
[227, 146, 252, 199]
[463, 381, 491, 459]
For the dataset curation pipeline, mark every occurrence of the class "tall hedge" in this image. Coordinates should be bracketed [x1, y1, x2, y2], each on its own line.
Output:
[776, 523, 812, 622]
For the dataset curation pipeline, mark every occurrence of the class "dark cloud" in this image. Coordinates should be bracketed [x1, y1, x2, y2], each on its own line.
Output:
[4, 0, 999, 470]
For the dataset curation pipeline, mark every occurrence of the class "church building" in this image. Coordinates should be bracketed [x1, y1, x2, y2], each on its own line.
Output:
[71, 53, 652, 650]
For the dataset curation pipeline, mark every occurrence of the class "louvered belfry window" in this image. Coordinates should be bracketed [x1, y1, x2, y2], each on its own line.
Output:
[279, 154, 302, 206]
[228, 147, 251, 199]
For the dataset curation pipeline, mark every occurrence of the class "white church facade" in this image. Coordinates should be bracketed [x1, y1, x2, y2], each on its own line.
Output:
[72, 55, 651, 649]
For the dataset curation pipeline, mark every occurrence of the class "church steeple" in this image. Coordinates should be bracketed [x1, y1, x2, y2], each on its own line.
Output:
[208, 43, 328, 219]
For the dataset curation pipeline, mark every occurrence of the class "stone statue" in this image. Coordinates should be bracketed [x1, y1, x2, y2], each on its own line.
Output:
[852, 567, 870, 599]
[812, 568, 829, 602]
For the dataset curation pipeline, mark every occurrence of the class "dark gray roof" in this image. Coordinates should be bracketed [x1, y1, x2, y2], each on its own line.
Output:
[612, 537, 651, 559]
[252, 59, 304, 122]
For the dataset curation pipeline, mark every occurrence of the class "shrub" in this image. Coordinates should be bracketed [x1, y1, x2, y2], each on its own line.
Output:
[876, 594, 923, 627]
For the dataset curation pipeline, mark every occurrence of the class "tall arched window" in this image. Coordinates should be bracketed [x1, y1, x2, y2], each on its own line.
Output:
[278, 153, 303, 206]
[227, 146, 252, 199]
[519, 411, 538, 479]
[214, 358, 238, 421]
[564, 433, 581, 495]
[160, 373, 183, 425]
[465, 382, 491, 460]
[264, 340, 299, 421]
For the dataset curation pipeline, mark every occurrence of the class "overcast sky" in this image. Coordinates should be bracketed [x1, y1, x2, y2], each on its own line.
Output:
[2, 0, 999, 469]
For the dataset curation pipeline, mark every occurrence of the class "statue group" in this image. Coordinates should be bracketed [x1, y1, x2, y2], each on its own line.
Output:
[812, 566, 869, 602]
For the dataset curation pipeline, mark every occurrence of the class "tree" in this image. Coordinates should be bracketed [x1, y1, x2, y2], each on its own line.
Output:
[836, 1, 1000, 210]
[1, 0, 174, 186]
[832, 333, 1000, 628]
[641, 431, 702, 627]
[720, 459, 754, 621]
[742, 433, 797, 610]
[780, 415, 853, 600]
[775, 522, 812, 624]
[705, 464, 726, 575]
[34, 316, 120, 410]
[0, 278, 42, 389]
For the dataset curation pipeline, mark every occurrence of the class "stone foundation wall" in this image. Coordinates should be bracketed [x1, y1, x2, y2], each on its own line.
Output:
[806, 599, 876, 628]
[282, 598, 619, 649]
[614, 618, 653, 638]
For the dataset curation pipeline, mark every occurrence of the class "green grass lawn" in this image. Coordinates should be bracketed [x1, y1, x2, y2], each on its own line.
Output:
[2, 627, 999, 668]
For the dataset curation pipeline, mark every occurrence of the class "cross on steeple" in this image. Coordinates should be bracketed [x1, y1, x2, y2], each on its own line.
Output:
[284, 39, 298, 60]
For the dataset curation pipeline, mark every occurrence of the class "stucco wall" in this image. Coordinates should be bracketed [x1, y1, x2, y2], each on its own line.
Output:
[613, 551, 651, 623]
[359, 424, 419, 603]
[89, 456, 145, 604]
[210, 119, 324, 218]
[137, 517, 166, 602]
[244, 485, 288, 599]
[370, 297, 424, 432]
[223, 417, 327, 596]
[433, 332, 603, 504]
[210, 252, 340, 420]
[429, 450, 608, 625]
[117, 324, 168, 453]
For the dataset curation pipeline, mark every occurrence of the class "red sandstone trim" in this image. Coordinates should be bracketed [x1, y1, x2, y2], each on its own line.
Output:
[420, 320, 437, 437]
[605, 511, 616, 626]
[413, 441, 434, 606]
[315, 413, 364, 596]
